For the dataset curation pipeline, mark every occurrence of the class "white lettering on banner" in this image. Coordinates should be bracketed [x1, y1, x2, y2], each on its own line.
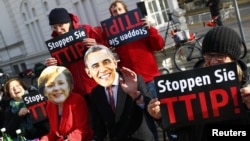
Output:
[120, 28, 148, 41]
[157, 68, 236, 93]
[24, 93, 46, 104]
[48, 35, 74, 50]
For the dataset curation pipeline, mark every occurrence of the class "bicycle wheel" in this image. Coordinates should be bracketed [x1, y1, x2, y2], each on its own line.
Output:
[174, 45, 202, 71]
[240, 41, 247, 59]
[159, 67, 170, 75]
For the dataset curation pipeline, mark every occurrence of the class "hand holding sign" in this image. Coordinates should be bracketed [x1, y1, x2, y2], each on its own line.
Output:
[82, 38, 97, 48]
[18, 107, 30, 116]
[141, 17, 151, 29]
[240, 87, 250, 109]
[45, 57, 58, 66]
[147, 98, 161, 119]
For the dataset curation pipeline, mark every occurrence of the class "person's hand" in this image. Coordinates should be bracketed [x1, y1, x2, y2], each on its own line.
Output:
[141, 17, 151, 29]
[18, 107, 30, 116]
[147, 98, 161, 119]
[119, 67, 138, 99]
[45, 57, 57, 66]
[83, 38, 97, 48]
[240, 86, 250, 109]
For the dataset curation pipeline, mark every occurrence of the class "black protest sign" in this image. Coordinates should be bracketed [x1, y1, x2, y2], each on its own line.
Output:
[22, 91, 47, 123]
[154, 62, 245, 129]
[101, 8, 149, 47]
[45, 27, 87, 66]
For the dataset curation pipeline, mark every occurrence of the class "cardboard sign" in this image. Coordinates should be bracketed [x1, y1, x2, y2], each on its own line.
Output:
[154, 62, 245, 129]
[101, 8, 149, 47]
[22, 91, 47, 123]
[45, 27, 87, 66]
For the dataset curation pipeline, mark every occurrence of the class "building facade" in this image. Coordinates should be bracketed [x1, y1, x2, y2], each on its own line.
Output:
[0, 0, 186, 76]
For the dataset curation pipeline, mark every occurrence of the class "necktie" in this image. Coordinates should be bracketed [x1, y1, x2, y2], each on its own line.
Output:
[107, 86, 115, 113]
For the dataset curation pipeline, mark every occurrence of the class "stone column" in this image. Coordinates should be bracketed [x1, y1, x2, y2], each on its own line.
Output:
[167, 0, 188, 31]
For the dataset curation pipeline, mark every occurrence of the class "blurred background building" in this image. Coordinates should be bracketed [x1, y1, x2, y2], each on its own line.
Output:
[0, 0, 243, 77]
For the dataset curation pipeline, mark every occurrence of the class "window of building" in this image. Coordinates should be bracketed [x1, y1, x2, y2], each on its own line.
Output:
[20, 63, 27, 72]
[13, 65, 20, 74]
[144, 0, 169, 29]
[21, 1, 45, 51]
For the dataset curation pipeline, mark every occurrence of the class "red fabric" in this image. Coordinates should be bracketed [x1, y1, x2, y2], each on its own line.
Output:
[115, 27, 164, 82]
[51, 13, 108, 95]
[40, 92, 93, 141]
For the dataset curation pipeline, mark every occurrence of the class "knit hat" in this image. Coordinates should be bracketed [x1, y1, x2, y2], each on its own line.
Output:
[202, 26, 242, 60]
[49, 8, 71, 25]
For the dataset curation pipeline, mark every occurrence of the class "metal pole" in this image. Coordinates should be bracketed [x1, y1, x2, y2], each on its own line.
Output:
[232, 0, 246, 44]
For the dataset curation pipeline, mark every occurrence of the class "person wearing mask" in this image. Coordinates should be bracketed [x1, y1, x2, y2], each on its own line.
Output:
[106, 1, 165, 140]
[38, 66, 93, 141]
[3, 78, 49, 140]
[147, 26, 250, 141]
[44, 7, 108, 100]
[84, 45, 154, 141]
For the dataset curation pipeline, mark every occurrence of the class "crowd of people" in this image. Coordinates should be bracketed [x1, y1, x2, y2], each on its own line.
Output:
[1, 0, 250, 141]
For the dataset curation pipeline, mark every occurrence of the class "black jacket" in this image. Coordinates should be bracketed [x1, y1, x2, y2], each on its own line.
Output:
[90, 75, 154, 141]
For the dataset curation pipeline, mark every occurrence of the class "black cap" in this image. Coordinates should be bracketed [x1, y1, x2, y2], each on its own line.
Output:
[49, 8, 71, 25]
[202, 26, 242, 60]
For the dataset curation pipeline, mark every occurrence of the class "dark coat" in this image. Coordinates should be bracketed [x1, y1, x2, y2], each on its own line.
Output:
[90, 75, 154, 141]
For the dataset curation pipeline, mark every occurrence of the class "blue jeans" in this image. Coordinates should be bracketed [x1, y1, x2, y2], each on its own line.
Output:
[146, 80, 159, 141]
[146, 80, 157, 98]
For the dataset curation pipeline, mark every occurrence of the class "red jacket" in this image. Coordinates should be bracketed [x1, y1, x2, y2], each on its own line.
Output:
[41, 93, 93, 141]
[51, 14, 107, 95]
[115, 27, 164, 82]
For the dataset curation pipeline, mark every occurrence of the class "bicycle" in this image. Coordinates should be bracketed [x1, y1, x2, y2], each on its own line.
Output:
[158, 57, 172, 75]
[173, 33, 205, 71]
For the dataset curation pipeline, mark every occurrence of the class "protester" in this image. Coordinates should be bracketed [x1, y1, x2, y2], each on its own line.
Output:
[38, 66, 93, 141]
[84, 45, 154, 141]
[148, 26, 250, 141]
[206, 0, 223, 26]
[3, 78, 49, 140]
[44, 7, 108, 98]
[108, 0, 164, 98]
[106, 1, 165, 140]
